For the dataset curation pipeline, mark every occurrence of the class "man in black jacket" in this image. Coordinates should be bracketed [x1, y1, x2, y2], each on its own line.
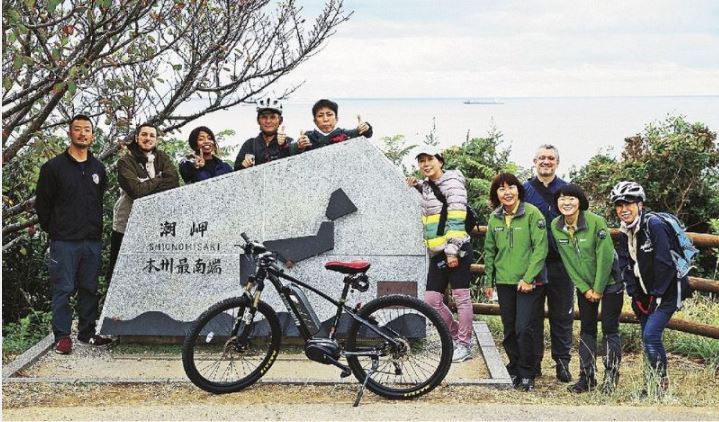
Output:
[35, 114, 112, 354]
[235, 98, 294, 170]
[522, 144, 574, 383]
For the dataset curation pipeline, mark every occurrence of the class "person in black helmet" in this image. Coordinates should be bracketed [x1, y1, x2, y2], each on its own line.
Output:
[611, 180, 690, 397]
[292, 99, 373, 153]
[235, 98, 294, 170]
[179, 126, 233, 183]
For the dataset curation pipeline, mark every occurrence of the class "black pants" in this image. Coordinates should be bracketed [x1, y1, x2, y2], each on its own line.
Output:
[576, 286, 623, 377]
[107, 230, 124, 282]
[426, 242, 473, 292]
[535, 259, 574, 369]
[497, 284, 546, 379]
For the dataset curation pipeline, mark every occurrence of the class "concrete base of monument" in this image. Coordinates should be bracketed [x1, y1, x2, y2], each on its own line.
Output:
[3, 322, 512, 388]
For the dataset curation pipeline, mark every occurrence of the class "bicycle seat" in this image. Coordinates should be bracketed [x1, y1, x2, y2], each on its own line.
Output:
[324, 260, 371, 274]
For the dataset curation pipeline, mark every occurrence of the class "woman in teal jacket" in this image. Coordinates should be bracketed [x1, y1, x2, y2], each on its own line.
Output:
[483, 172, 548, 392]
[550, 184, 623, 394]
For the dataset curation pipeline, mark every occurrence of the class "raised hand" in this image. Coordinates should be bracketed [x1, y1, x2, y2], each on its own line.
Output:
[277, 125, 287, 146]
[357, 114, 369, 135]
[297, 130, 311, 150]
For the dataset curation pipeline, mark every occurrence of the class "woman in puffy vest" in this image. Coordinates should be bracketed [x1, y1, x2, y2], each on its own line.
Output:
[406, 145, 474, 363]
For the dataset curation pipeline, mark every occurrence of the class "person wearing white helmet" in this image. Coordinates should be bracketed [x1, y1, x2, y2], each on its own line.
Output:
[406, 145, 474, 364]
[234, 97, 294, 170]
[611, 180, 689, 396]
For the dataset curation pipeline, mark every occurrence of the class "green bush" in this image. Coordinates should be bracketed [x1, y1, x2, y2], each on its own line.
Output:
[2, 310, 52, 355]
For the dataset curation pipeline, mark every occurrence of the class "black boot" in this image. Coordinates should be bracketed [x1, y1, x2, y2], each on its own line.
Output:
[556, 360, 572, 383]
[568, 374, 597, 393]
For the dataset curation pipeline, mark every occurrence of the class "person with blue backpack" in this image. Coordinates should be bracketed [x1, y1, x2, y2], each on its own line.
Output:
[611, 181, 694, 396]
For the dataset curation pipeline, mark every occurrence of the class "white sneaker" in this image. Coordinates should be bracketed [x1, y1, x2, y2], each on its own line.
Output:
[452, 343, 472, 363]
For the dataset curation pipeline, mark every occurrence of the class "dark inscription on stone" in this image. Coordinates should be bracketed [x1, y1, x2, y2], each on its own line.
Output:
[377, 281, 417, 298]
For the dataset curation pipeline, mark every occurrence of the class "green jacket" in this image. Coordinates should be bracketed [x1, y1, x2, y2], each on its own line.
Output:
[484, 201, 548, 286]
[550, 211, 618, 294]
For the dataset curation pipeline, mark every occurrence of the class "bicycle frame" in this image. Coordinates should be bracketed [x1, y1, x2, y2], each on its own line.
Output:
[241, 258, 401, 350]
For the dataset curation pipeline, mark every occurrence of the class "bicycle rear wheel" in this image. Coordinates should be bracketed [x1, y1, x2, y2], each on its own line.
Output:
[345, 294, 453, 400]
[182, 296, 281, 393]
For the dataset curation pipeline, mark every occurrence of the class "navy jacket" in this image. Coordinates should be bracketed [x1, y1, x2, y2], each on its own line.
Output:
[615, 212, 689, 301]
[179, 157, 233, 183]
[523, 176, 567, 260]
[35, 150, 107, 241]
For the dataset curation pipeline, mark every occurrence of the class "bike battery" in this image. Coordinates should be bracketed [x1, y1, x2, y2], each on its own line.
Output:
[286, 284, 322, 335]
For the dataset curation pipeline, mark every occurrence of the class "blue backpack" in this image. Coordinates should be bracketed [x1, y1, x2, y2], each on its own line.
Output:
[644, 212, 698, 279]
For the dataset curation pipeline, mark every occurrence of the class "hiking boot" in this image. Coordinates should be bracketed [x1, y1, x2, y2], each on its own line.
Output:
[510, 375, 521, 388]
[452, 343, 472, 363]
[77, 334, 113, 346]
[568, 375, 597, 393]
[556, 361, 572, 383]
[54, 336, 72, 354]
[517, 378, 535, 392]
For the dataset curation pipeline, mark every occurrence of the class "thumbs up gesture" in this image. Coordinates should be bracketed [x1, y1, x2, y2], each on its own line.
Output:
[357, 114, 369, 135]
[277, 125, 287, 146]
[297, 130, 311, 150]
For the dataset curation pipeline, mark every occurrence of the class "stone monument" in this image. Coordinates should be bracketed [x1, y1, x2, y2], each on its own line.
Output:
[99, 139, 427, 336]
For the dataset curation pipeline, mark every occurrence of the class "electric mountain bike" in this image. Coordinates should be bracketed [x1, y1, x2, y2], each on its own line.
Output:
[181, 233, 453, 405]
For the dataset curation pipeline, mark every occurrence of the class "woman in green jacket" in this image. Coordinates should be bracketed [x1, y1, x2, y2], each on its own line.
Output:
[483, 173, 548, 392]
[550, 184, 623, 394]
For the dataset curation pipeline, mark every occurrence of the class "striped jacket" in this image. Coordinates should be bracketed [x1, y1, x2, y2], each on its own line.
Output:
[417, 170, 470, 257]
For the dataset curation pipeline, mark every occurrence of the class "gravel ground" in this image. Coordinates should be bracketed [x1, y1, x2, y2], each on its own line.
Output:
[3, 383, 719, 421]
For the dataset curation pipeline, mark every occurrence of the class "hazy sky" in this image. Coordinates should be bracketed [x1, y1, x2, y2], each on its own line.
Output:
[283, 0, 719, 98]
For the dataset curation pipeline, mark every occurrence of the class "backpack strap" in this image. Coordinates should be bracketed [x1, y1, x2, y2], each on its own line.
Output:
[426, 180, 448, 236]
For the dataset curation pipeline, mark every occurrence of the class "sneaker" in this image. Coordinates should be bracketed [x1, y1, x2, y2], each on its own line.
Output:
[452, 343, 472, 363]
[77, 334, 113, 346]
[556, 361, 572, 383]
[568, 375, 597, 393]
[54, 336, 72, 354]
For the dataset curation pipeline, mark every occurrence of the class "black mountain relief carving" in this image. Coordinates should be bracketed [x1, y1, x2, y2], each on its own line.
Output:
[265, 221, 334, 264]
[325, 188, 358, 220]
[240, 189, 357, 280]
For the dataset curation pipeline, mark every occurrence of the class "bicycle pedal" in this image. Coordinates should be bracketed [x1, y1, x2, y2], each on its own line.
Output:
[340, 368, 351, 378]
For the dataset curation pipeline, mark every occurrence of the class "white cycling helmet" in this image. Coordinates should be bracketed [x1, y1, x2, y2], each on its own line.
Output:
[610, 181, 646, 203]
[256, 97, 283, 115]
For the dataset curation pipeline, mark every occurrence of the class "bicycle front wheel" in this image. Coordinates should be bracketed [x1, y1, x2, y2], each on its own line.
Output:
[182, 296, 281, 393]
[345, 294, 453, 400]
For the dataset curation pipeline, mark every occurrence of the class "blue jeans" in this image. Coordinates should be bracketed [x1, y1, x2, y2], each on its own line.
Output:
[632, 297, 677, 377]
[48, 240, 102, 341]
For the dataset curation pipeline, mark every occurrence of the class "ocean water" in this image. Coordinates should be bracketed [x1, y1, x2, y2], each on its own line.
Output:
[177, 96, 719, 176]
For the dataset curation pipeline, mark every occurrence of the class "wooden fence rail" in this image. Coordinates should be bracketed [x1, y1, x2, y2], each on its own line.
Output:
[471, 226, 719, 248]
[469, 264, 719, 294]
